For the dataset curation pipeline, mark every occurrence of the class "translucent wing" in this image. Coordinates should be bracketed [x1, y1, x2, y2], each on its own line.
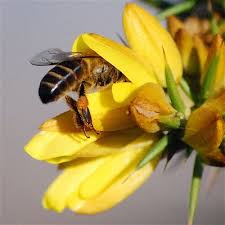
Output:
[29, 48, 82, 66]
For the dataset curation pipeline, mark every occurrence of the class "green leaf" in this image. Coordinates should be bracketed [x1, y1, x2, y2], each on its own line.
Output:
[136, 135, 169, 170]
[188, 155, 204, 225]
[157, 0, 196, 19]
[165, 58, 186, 115]
[200, 52, 220, 103]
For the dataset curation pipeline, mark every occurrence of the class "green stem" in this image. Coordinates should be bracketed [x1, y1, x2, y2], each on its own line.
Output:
[200, 53, 220, 103]
[159, 114, 181, 129]
[136, 135, 169, 170]
[158, 0, 195, 19]
[165, 63, 186, 115]
[188, 155, 204, 225]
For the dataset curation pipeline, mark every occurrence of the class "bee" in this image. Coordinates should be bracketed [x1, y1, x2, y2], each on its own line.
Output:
[30, 48, 127, 137]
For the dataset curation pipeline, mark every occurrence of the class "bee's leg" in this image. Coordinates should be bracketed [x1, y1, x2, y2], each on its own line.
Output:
[65, 95, 90, 138]
[77, 82, 100, 135]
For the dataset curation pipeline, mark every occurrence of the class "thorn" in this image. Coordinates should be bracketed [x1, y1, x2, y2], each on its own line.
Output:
[163, 160, 169, 172]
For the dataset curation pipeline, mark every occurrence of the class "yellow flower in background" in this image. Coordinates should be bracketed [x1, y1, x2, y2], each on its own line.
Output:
[167, 16, 208, 76]
[184, 90, 225, 166]
[25, 3, 182, 214]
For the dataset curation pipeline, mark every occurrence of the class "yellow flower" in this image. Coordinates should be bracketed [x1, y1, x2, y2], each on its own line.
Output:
[129, 83, 176, 133]
[42, 133, 159, 214]
[167, 16, 208, 76]
[184, 90, 225, 166]
[25, 3, 182, 214]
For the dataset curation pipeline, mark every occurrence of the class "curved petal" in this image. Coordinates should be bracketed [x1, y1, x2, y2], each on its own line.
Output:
[193, 35, 208, 75]
[174, 29, 199, 76]
[42, 133, 159, 214]
[72, 33, 157, 86]
[45, 128, 143, 164]
[43, 157, 107, 212]
[129, 83, 175, 133]
[112, 82, 138, 103]
[68, 158, 158, 214]
[24, 131, 104, 161]
[167, 16, 183, 38]
[123, 3, 182, 86]
[184, 91, 225, 165]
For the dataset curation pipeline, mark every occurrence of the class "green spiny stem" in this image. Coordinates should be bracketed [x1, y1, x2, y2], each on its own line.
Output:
[165, 63, 186, 115]
[136, 135, 169, 170]
[200, 53, 220, 103]
[158, 0, 196, 19]
[159, 114, 181, 129]
[188, 155, 204, 225]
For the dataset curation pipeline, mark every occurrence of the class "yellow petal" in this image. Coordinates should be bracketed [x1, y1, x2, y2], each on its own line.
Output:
[72, 33, 157, 86]
[112, 82, 138, 103]
[24, 131, 103, 161]
[68, 134, 158, 214]
[184, 107, 222, 151]
[129, 83, 175, 133]
[213, 43, 225, 95]
[123, 3, 182, 86]
[40, 111, 79, 133]
[174, 29, 199, 76]
[46, 128, 143, 164]
[43, 133, 159, 214]
[87, 88, 135, 131]
[43, 157, 107, 212]
[79, 133, 156, 199]
[184, 91, 225, 165]
[112, 82, 175, 112]
[69, 158, 158, 214]
[132, 83, 175, 114]
[167, 16, 183, 38]
[193, 35, 208, 75]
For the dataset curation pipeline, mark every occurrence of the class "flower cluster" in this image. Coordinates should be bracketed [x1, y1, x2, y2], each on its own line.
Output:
[25, 2, 225, 224]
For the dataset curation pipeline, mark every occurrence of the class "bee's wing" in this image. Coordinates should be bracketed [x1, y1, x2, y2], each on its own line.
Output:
[29, 48, 84, 66]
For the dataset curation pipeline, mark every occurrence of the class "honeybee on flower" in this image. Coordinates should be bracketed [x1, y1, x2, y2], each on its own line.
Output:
[24, 1, 224, 225]
[25, 2, 183, 214]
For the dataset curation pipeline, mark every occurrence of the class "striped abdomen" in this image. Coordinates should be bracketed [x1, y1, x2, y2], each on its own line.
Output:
[39, 60, 81, 103]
